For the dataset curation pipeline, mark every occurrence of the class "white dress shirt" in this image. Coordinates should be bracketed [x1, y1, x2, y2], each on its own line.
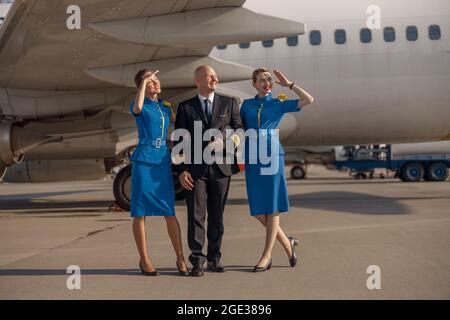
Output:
[198, 92, 215, 120]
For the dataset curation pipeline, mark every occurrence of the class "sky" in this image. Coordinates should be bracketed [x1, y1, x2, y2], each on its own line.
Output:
[2, 0, 449, 25]
[243, 0, 450, 22]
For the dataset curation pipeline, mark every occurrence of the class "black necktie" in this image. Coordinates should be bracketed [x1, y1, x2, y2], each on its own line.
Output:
[204, 99, 211, 124]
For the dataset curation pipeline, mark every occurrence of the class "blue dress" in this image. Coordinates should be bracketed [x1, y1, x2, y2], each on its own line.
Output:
[129, 97, 175, 217]
[240, 93, 301, 216]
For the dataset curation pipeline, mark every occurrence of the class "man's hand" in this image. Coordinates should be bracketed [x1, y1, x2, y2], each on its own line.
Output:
[208, 139, 224, 152]
[230, 134, 241, 148]
[179, 170, 194, 191]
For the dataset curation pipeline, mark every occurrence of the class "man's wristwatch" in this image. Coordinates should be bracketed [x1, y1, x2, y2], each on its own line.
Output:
[289, 82, 295, 90]
[230, 134, 240, 148]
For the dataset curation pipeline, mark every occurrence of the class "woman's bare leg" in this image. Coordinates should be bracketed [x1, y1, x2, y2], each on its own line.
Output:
[256, 214, 280, 268]
[132, 217, 156, 272]
[164, 216, 188, 272]
[254, 214, 292, 258]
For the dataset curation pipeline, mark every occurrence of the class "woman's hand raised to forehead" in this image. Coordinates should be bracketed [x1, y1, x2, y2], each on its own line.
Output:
[142, 70, 160, 86]
[273, 69, 292, 88]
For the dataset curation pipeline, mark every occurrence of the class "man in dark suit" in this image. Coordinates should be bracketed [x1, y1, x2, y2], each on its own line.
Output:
[174, 65, 243, 277]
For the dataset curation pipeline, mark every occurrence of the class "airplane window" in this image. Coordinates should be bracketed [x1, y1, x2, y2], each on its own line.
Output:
[360, 28, 372, 43]
[429, 25, 441, 40]
[310, 31, 321, 46]
[335, 29, 346, 44]
[384, 27, 396, 42]
[217, 45, 227, 50]
[406, 26, 418, 41]
[262, 39, 274, 48]
[239, 42, 250, 49]
[287, 35, 298, 47]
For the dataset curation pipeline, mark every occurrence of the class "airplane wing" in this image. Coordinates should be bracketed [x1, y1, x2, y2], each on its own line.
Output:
[0, 0, 304, 177]
[0, 0, 305, 92]
[0, 0, 249, 91]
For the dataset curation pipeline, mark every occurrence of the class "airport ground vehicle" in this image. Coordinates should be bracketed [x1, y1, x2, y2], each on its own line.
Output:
[331, 142, 450, 182]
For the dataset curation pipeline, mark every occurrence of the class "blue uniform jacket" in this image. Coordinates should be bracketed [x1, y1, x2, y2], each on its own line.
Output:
[240, 93, 301, 162]
[130, 97, 171, 164]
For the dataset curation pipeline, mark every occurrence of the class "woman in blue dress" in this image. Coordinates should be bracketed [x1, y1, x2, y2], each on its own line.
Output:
[130, 69, 189, 276]
[240, 68, 314, 272]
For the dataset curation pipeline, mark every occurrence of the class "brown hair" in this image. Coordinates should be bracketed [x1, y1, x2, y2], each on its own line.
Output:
[252, 67, 270, 83]
[134, 69, 152, 88]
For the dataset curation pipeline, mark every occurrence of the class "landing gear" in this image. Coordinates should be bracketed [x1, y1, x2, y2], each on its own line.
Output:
[290, 164, 306, 180]
[113, 164, 131, 211]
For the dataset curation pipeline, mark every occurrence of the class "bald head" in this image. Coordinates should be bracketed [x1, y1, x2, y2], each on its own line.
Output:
[194, 65, 218, 95]
[194, 65, 214, 78]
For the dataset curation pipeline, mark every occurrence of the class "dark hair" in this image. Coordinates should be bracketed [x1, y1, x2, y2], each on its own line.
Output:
[134, 69, 152, 88]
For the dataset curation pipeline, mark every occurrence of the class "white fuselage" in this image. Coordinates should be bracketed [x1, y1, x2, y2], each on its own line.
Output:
[0, 2, 12, 26]
[212, 0, 450, 147]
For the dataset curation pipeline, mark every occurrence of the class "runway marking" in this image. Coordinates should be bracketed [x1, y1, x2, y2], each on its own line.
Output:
[291, 217, 450, 235]
[128, 217, 450, 245]
[217, 217, 450, 242]
[0, 222, 129, 267]
[2, 217, 449, 267]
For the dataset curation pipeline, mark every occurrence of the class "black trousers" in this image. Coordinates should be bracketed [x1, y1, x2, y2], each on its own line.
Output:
[184, 164, 231, 266]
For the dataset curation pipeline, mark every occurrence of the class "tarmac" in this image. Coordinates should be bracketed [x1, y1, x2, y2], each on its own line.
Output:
[0, 166, 449, 299]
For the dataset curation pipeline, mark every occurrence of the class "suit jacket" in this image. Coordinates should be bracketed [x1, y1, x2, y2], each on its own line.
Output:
[174, 93, 244, 179]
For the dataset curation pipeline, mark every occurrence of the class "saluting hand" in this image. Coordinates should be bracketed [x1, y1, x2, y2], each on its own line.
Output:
[140, 70, 160, 88]
[273, 69, 292, 88]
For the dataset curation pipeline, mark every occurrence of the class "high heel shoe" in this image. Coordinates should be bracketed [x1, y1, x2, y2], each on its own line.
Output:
[139, 261, 159, 276]
[253, 259, 272, 272]
[288, 236, 300, 267]
[176, 261, 190, 276]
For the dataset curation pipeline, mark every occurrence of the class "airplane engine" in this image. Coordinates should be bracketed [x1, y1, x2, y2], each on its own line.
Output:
[3, 159, 107, 183]
[0, 122, 24, 170]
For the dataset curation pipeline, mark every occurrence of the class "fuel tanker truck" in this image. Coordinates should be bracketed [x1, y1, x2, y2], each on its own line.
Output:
[331, 141, 450, 182]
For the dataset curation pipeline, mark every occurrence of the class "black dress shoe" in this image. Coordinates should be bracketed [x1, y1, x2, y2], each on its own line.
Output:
[190, 264, 204, 277]
[253, 259, 272, 272]
[288, 236, 300, 267]
[176, 261, 190, 276]
[207, 261, 226, 273]
[139, 262, 159, 276]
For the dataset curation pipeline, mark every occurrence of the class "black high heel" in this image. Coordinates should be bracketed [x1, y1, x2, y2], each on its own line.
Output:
[176, 261, 190, 276]
[139, 261, 159, 276]
[288, 236, 300, 267]
[253, 259, 272, 272]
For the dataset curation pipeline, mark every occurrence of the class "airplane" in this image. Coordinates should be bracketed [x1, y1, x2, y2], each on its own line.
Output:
[213, 0, 450, 176]
[0, 0, 449, 210]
